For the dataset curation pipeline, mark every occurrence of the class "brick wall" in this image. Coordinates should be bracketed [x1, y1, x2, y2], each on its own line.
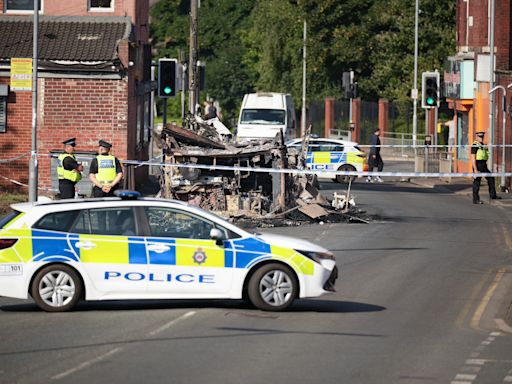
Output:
[0, 76, 130, 193]
[458, 0, 511, 71]
[495, 0, 511, 70]
[0, 77, 32, 190]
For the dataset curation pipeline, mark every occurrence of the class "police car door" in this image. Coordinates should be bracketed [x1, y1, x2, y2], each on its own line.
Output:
[70, 206, 147, 296]
[143, 206, 233, 295]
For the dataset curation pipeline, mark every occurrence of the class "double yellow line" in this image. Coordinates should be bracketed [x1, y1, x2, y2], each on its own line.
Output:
[456, 223, 512, 330]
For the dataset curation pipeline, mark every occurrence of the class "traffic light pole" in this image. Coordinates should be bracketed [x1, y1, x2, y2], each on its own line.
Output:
[188, 0, 198, 114]
[163, 98, 167, 127]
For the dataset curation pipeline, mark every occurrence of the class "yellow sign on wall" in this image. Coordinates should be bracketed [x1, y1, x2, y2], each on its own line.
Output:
[10, 58, 32, 91]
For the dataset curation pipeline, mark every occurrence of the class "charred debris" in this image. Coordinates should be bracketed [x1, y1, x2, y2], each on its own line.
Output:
[154, 116, 371, 226]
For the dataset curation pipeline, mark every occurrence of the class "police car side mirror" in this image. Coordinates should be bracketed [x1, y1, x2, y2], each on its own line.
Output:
[210, 228, 225, 246]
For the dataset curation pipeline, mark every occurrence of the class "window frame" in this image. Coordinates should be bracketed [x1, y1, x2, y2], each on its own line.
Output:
[33, 210, 80, 233]
[4, 0, 43, 13]
[70, 206, 139, 237]
[0, 96, 6, 133]
[88, 0, 114, 12]
[143, 206, 238, 240]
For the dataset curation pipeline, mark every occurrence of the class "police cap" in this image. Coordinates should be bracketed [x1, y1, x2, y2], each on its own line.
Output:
[475, 131, 485, 138]
[98, 140, 112, 149]
[62, 138, 76, 147]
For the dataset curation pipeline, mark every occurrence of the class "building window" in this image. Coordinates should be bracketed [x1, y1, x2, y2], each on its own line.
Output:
[0, 97, 6, 133]
[88, 0, 114, 12]
[457, 111, 469, 161]
[5, 0, 42, 12]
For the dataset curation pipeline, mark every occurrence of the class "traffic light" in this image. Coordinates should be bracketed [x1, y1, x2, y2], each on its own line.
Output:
[158, 58, 177, 98]
[422, 71, 440, 108]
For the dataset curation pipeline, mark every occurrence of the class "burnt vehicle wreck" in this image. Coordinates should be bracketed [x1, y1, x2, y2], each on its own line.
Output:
[153, 117, 369, 224]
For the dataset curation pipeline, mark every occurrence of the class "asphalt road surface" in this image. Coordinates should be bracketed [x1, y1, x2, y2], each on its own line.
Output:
[1, 180, 511, 384]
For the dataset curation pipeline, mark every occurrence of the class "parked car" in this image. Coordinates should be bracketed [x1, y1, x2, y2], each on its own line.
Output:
[286, 138, 367, 183]
[0, 191, 337, 312]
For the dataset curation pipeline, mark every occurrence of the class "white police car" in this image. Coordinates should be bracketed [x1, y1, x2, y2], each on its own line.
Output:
[0, 191, 337, 312]
[287, 138, 367, 183]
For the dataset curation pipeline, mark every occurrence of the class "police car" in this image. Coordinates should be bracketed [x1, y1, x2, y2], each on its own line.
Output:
[287, 138, 367, 183]
[0, 191, 337, 312]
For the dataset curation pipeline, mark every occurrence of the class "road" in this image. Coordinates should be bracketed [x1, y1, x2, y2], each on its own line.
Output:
[0, 180, 511, 384]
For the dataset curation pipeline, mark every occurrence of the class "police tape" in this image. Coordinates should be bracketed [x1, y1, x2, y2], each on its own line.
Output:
[349, 144, 512, 148]
[0, 173, 56, 192]
[120, 158, 512, 178]
[0, 152, 31, 164]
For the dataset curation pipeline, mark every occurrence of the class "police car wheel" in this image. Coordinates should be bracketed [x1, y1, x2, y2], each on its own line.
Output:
[336, 165, 356, 184]
[31, 265, 82, 312]
[248, 263, 298, 311]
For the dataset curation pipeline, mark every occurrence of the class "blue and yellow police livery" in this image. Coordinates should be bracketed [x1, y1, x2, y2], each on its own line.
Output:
[287, 138, 367, 183]
[0, 192, 337, 312]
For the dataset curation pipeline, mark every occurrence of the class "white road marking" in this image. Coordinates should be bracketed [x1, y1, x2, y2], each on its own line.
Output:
[455, 374, 477, 380]
[466, 359, 486, 365]
[148, 311, 196, 336]
[51, 347, 122, 380]
[51, 311, 196, 380]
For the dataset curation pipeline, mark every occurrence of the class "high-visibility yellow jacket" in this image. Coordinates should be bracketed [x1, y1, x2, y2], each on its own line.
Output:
[57, 153, 81, 183]
[96, 155, 117, 184]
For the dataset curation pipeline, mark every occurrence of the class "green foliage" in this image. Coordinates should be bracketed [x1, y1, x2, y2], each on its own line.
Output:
[150, 0, 455, 125]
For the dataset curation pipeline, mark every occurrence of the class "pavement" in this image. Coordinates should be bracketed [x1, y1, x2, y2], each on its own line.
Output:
[409, 177, 512, 332]
[408, 177, 512, 207]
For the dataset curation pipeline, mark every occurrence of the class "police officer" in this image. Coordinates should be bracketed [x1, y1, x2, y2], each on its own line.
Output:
[471, 131, 501, 204]
[57, 138, 83, 199]
[89, 140, 123, 197]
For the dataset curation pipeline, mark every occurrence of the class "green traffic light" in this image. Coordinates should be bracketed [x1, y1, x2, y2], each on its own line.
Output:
[164, 86, 172, 94]
[426, 97, 435, 105]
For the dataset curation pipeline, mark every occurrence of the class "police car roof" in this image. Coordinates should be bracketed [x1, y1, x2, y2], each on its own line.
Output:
[287, 138, 359, 146]
[11, 196, 188, 213]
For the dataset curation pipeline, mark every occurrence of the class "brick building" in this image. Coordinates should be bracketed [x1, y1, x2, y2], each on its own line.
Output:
[444, 0, 511, 188]
[0, 0, 151, 195]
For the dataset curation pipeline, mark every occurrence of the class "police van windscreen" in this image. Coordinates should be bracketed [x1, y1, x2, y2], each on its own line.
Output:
[240, 109, 286, 125]
[0, 210, 21, 229]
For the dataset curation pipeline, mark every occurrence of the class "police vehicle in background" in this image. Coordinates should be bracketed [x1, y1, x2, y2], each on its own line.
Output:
[0, 191, 337, 312]
[286, 137, 367, 183]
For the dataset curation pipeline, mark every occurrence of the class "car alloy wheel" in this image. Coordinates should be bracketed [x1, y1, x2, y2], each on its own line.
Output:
[31, 265, 82, 312]
[248, 263, 297, 311]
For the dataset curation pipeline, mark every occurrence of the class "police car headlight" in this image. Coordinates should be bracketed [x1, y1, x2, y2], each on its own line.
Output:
[296, 250, 335, 263]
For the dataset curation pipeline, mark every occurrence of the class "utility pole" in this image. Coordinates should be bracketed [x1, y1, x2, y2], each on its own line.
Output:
[188, 0, 198, 114]
[412, 0, 419, 171]
[489, 0, 496, 169]
[28, 0, 39, 202]
[301, 20, 306, 137]
[490, 85, 507, 190]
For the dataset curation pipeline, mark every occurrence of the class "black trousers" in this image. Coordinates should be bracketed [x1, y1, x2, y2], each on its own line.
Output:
[368, 154, 384, 172]
[472, 164, 497, 202]
[92, 185, 119, 198]
[58, 180, 76, 199]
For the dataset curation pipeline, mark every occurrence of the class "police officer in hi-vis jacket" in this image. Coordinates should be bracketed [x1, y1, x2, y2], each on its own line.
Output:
[89, 140, 123, 197]
[471, 131, 501, 204]
[57, 138, 83, 199]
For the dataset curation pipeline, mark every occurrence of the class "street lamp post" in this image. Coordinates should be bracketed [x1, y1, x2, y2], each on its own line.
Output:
[412, 0, 419, 170]
[28, 0, 39, 202]
[489, 85, 506, 190]
[301, 20, 306, 137]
